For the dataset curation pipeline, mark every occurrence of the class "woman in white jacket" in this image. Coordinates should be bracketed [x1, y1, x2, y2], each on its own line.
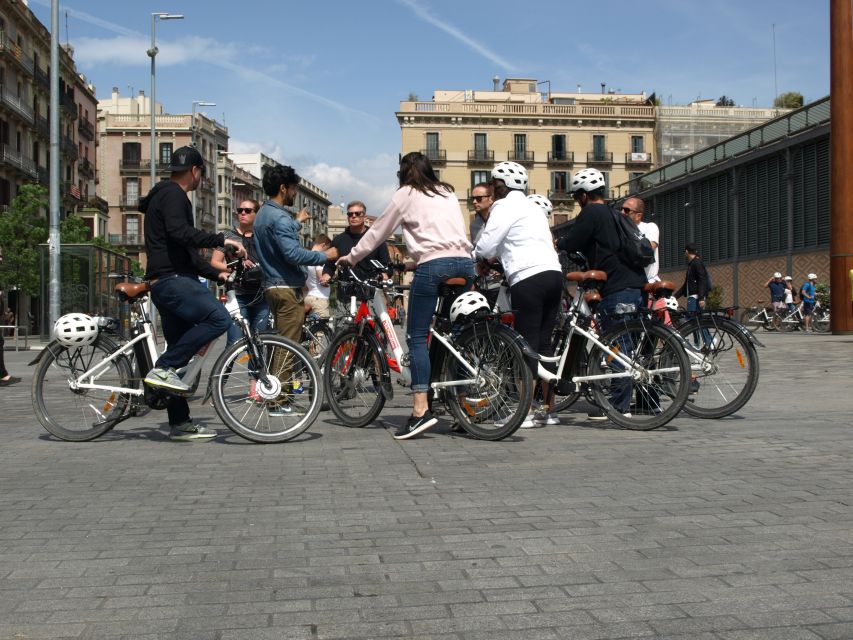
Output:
[473, 162, 563, 428]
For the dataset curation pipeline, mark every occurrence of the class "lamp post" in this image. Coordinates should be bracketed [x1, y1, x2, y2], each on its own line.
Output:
[191, 100, 216, 148]
[147, 12, 184, 190]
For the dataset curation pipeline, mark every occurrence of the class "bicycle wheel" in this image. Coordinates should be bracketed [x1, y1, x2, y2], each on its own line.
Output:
[32, 335, 133, 441]
[813, 309, 830, 333]
[322, 326, 386, 427]
[775, 312, 796, 332]
[677, 317, 760, 419]
[739, 308, 763, 330]
[443, 322, 534, 440]
[211, 334, 322, 443]
[551, 336, 588, 413]
[586, 318, 690, 430]
[303, 318, 333, 361]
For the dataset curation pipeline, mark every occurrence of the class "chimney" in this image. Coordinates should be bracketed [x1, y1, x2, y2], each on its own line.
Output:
[577, 84, 582, 93]
[139, 90, 145, 96]
[112, 86, 119, 100]
[493, 75, 500, 91]
[601, 83, 606, 94]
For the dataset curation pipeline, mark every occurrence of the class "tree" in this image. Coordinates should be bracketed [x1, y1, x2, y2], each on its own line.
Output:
[407, 92, 419, 102]
[716, 95, 735, 107]
[774, 91, 804, 109]
[0, 184, 48, 296]
[60, 214, 91, 243]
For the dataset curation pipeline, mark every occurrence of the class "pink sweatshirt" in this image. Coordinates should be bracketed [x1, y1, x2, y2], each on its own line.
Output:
[348, 186, 472, 266]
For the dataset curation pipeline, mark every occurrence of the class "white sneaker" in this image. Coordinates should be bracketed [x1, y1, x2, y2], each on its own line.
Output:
[533, 410, 560, 426]
[519, 413, 536, 429]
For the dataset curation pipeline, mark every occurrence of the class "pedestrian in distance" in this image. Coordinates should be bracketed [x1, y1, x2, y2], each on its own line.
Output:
[800, 273, 818, 333]
[304, 234, 333, 319]
[765, 272, 787, 314]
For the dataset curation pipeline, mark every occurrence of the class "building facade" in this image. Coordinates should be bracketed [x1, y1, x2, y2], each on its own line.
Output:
[97, 88, 226, 264]
[0, 0, 81, 215]
[397, 78, 656, 230]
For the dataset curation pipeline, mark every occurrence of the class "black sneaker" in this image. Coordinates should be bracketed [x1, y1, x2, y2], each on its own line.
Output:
[690, 379, 701, 394]
[394, 411, 438, 440]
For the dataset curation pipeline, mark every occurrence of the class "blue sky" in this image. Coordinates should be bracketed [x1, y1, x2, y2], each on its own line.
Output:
[29, 0, 829, 212]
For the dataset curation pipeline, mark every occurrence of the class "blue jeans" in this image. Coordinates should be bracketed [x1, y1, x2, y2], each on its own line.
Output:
[151, 275, 231, 426]
[599, 288, 643, 414]
[226, 290, 270, 345]
[686, 297, 712, 346]
[406, 257, 475, 392]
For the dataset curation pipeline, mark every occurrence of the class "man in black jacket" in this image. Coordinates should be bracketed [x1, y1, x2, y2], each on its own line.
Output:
[675, 242, 712, 350]
[322, 200, 390, 284]
[557, 168, 647, 419]
[140, 145, 245, 441]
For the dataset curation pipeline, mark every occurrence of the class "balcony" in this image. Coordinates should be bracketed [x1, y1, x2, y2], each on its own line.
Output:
[35, 115, 49, 139]
[61, 181, 82, 202]
[421, 148, 446, 165]
[78, 157, 95, 179]
[61, 136, 78, 161]
[0, 144, 38, 179]
[0, 86, 35, 124]
[586, 151, 613, 164]
[87, 195, 109, 214]
[0, 32, 35, 76]
[547, 151, 574, 166]
[78, 118, 95, 141]
[60, 92, 78, 120]
[507, 150, 534, 165]
[120, 159, 169, 174]
[548, 190, 573, 202]
[625, 152, 652, 165]
[119, 195, 140, 210]
[34, 66, 49, 89]
[108, 234, 144, 247]
[467, 149, 494, 164]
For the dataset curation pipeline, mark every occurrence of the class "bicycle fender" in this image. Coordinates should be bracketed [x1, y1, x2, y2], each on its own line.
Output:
[734, 322, 764, 348]
[27, 341, 66, 366]
[492, 322, 541, 361]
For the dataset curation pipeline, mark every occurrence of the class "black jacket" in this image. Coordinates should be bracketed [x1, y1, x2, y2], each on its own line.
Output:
[323, 227, 391, 280]
[140, 181, 224, 281]
[555, 203, 646, 296]
[674, 256, 710, 300]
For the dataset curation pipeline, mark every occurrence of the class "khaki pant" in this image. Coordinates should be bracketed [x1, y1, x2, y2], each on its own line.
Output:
[304, 294, 330, 318]
[265, 287, 305, 397]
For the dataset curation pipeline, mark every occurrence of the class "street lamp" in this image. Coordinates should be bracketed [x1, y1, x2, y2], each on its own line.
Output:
[147, 12, 184, 190]
[191, 100, 216, 148]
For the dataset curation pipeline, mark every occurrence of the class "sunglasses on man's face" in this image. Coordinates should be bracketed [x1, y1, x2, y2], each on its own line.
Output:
[347, 211, 365, 218]
[236, 208, 256, 214]
[472, 195, 490, 202]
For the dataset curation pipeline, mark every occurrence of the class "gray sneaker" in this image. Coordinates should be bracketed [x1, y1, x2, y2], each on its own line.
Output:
[169, 422, 217, 442]
[144, 367, 191, 394]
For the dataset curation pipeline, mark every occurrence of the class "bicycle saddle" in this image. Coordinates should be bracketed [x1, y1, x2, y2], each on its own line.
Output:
[642, 281, 676, 296]
[566, 270, 608, 284]
[115, 282, 151, 301]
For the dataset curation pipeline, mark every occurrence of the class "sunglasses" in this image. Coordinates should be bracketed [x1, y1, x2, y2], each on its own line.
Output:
[236, 208, 256, 214]
[620, 207, 638, 214]
[472, 195, 490, 202]
[347, 211, 365, 217]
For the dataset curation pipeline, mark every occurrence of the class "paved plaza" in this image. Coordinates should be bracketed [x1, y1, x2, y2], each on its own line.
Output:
[1, 331, 852, 639]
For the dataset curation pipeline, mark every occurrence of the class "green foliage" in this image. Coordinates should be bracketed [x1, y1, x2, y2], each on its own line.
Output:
[0, 184, 48, 295]
[716, 95, 735, 107]
[60, 214, 91, 243]
[707, 285, 724, 310]
[815, 282, 830, 307]
[774, 92, 804, 109]
[407, 92, 419, 102]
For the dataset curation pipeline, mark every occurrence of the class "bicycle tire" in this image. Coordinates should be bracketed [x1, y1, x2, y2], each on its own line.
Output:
[322, 326, 386, 428]
[739, 308, 762, 330]
[677, 316, 760, 419]
[775, 312, 796, 332]
[442, 322, 534, 441]
[303, 318, 333, 361]
[32, 335, 133, 441]
[587, 318, 690, 430]
[551, 336, 588, 413]
[211, 334, 322, 443]
[813, 310, 830, 333]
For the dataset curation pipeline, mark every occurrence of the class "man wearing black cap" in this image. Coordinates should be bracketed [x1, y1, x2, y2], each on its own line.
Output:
[140, 145, 246, 441]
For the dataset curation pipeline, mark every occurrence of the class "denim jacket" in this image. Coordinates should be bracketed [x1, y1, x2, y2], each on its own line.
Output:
[253, 200, 327, 288]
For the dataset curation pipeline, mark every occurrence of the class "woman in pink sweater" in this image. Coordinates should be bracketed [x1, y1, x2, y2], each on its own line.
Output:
[338, 152, 474, 440]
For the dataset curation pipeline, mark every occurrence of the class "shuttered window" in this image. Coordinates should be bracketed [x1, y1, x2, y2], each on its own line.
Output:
[652, 187, 689, 270]
[737, 153, 787, 257]
[695, 173, 732, 263]
[792, 137, 830, 249]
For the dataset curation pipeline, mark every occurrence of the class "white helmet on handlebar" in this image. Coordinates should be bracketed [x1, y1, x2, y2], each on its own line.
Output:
[527, 193, 553, 218]
[449, 291, 491, 324]
[54, 313, 99, 346]
[664, 297, 679, 312]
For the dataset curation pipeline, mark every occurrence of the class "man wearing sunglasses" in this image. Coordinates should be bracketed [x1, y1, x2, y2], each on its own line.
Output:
[469, 182, 494, 243]
[621, 197, 659, 283]
[322, 201, 391, 283]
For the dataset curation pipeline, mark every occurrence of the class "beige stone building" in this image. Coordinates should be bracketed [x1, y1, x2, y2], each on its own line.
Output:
[0, 1, 82, 216]
[97, 88, 227, 264]
[397, 78, 656, 229]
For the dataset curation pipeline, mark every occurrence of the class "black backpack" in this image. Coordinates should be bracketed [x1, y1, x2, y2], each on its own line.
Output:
[610, 206, 655, 270]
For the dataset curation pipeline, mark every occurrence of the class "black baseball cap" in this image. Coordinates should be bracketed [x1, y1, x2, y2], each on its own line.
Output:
[168, 146, 204, 171]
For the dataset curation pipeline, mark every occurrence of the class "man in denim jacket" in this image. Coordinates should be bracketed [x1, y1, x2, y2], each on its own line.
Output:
[254, 164, 337, 343]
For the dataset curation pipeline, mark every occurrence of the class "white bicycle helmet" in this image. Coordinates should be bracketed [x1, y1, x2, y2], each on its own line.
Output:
[570, 168, 606, 194]
[664, 297, 679, 311]
[527, 193, 553, 217]
[449, 291, 491, 324]
[773, 272, 782, 278]
[491, 161, 528, 190]
[784, 275, 793, 281]
[54, 313, 99, 346]
[807, 273, 817, 280]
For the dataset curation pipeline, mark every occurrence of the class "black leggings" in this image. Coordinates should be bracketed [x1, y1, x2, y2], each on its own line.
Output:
[509, 270, 564, 376]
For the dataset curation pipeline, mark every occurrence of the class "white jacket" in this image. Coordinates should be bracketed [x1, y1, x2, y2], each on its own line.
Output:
[473, 190, 561, 287]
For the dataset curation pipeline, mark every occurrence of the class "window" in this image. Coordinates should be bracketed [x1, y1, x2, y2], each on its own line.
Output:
[551, 171, 568, 193]
[552, 134, 566, 160]
[631, 136, 644, 153]
[425, 132, 439, 153]
[471, 170, 489, 187]
[125, 178, 139, 205]
[514, 134, 527, 155]
[122, 142, 141, 166]
[593, 135, 606, 160]
[126, 215, 139, 239]
[601, 172, 609, 196]
[474, 133, 487, 157]
[159, 142, 172, 165]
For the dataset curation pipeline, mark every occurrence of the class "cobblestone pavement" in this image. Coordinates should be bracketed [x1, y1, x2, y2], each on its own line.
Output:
[1, 331, 852, 639]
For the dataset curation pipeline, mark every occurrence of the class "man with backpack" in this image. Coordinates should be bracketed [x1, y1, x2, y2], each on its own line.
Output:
[557, 168, 647, 420]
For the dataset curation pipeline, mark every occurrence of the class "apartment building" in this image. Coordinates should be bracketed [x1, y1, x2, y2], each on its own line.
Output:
[0, 0, 82, 216]
[97, 88, 227, 264]
[397, 78, 656, 228]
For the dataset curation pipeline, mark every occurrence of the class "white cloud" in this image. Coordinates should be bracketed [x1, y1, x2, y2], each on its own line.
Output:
[228, 139, 286, 163]
[73, 35, 241, 68]
[303, 162, 397, 214]
[397, 0, 518, 73]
